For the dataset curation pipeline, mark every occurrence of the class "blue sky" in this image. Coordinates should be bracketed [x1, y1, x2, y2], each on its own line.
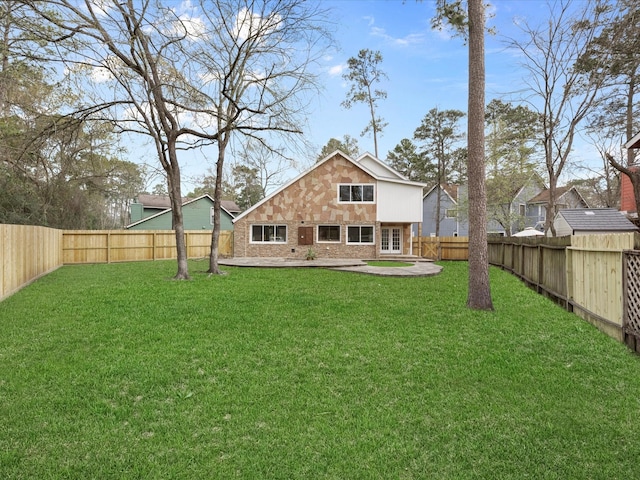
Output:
[170, 0, 601, 193]
[300, 0, 600, 174]
[306, 0, 537, 156]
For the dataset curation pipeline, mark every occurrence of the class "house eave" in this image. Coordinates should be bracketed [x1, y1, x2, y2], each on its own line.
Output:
[625, 131, 640, 150]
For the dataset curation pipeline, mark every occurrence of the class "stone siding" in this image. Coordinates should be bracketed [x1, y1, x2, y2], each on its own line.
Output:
[233, 153, 416, 259]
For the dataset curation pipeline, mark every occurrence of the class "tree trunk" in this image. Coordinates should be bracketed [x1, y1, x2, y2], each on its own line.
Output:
[208, 137, 229, 275]
[466, 0, 493, 311]
[167, 144, 190, 280]
[545, 177, 557, 236]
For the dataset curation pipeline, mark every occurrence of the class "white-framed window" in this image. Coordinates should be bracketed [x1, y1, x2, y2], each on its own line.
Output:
[519, 204, 526, 216]
[251, 224, 287, 243]
[317, 225, 341, 242]
[445, 208, 456, 219]
[346, 225, 375, 244]
[338, 184, 375, 203]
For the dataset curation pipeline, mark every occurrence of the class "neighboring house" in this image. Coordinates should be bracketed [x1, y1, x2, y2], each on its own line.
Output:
[232, 151, 426, 259]
[126, 194, 236, 231]
[527, 186, 589, 230]
[415, 184, 468, 237]
[486, 174, 546, 235]
[421, 180, 590, 237]
[553, 208, 639, 236]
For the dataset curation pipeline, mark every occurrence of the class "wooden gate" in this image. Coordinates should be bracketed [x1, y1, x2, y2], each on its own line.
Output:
[623, 251, 640, 353]
[217, 231, 234, 257]
[420, 237, 438, 259]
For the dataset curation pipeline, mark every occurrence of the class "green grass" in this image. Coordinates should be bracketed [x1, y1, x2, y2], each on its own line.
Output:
[365, 260, 413, 267]
[2, 260, 640, 479]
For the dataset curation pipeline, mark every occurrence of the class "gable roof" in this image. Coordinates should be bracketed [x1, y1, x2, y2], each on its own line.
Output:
[232, 150, 427, 223]
[555, 208, 638, 232]
[126, 194, 234, 229]
[423, 183, 458, 203]
[136, 193, 241, 215]
[136, 193, 185, 209]
[528, 185, 588, 207]
[510, 173, 546, 201]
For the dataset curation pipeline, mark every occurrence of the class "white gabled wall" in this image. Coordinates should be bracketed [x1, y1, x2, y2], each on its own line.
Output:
[553, 214, 572, 236]
[358, 155, 405, 180]
[377, 181, 423, 222]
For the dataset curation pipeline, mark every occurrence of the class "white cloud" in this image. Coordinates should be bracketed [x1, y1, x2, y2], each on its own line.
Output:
[370, 26, 427, 47]
[233, 7, 281, 42]
[86, 0, 112, 18]
[173, 13, 206, 40]
[90, 66, 113, 83]
[328, 64, 345, 77]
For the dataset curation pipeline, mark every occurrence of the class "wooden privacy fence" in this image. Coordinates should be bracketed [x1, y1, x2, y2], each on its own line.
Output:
[63, 230, 233, 264]
[1, 225, 233, 301]
[489, 233, 640, 344]
[488, 235, 571, 304]
[412, 236, 469, 260]
[1, 224, 63, 302]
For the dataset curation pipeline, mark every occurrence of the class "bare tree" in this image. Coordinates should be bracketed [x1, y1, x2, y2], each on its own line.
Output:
[508, 0, 611, 235]
[580, 0, 640, 215]
[192, 0, 332, 274]
[33, 0, 331, 277]
[237, 140, 291, 198]
[33, 0, 220, 278]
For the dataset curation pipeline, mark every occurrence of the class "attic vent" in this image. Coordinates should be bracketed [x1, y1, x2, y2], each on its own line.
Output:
[584, 211, 595, 215]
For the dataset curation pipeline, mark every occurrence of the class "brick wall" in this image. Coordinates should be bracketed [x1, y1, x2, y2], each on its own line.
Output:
[621, 166, 638, 213]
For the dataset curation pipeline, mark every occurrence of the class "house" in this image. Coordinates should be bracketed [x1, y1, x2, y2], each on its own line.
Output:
[126, 194, 236, 231]
[553, 208, 638, 236]
[527, 186, 589, 230]
[421, 180, 590, 237]
[485, 174, 546, 235]
[232, 151, 427, 259]
[622, 132, 640, 216]
[415, 184, 468, 237]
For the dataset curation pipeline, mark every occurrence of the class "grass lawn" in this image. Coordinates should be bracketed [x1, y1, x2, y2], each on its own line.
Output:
[2, 260, 640, 479]
[365, 260, 413, 267]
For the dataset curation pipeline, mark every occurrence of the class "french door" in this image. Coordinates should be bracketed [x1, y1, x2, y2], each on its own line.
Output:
[381, 227, 402, 254]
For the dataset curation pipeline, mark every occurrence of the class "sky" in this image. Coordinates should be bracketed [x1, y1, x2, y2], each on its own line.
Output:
[165, 0, 604, 193]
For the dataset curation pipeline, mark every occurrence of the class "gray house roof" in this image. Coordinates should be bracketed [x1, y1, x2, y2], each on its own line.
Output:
[555, 208, 638, 233]
[135, 193, 241, 215]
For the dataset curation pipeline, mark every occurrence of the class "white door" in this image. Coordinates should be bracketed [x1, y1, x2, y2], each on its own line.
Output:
[381, 227, 402, 254]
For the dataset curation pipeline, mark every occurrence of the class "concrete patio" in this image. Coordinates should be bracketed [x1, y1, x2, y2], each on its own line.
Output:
[218, 257, 443, 277]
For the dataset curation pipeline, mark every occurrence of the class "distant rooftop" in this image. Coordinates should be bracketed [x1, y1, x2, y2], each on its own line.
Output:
[557, 208, 638, 232]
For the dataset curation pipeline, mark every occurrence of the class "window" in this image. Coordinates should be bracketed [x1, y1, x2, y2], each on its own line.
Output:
[318, 225, 340, 242]
[251, 225, 287, 243]
[347, 225, 374, 244]
[519, 204, 526, 216]
[339, 184, 374, 202]
[445, 208, 456, 219]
